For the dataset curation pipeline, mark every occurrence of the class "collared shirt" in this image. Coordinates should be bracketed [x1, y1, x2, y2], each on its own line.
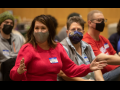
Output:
[63, 37, 96, 80]
[0, 33, 24, 63]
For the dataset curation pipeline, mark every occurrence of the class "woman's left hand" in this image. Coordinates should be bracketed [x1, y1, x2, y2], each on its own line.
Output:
[90, 57, 108, 71]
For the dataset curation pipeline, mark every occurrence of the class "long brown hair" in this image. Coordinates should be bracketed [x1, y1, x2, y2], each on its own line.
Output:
[25, 15, 57, 48]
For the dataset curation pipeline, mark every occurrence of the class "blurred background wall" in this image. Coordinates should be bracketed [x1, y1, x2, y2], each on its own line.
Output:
[0, 8, 120, 39]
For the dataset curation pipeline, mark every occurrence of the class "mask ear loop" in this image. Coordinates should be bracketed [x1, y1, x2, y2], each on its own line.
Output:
[90, 20, 96, 30]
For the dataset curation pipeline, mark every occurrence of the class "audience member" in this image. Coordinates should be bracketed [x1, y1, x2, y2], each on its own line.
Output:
[12, 18, 26, 43]
[0, 11, 24, 81]
[109, 20, 120, 55]
[82, 10, 120, 81]
[57, 12, 85, 42]
[10, 15, 107, 81]
[58, 16, 104, 81]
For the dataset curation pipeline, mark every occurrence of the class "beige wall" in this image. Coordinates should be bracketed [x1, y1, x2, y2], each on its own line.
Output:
[0, 8, 120, 39]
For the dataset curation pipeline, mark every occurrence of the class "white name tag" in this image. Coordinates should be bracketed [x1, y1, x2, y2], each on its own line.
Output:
[104, 43, 109, 49]
[49, 57, 58, 64]
[3, 50, 10, 56]
[105, 52, 109, 55]
[100, 46, 106, 53]
[84, 57, 90, 63]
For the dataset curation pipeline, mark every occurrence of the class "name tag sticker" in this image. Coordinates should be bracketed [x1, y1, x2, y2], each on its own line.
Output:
[3, 50, 10, 56]
[49, 57, 58, 64]
[104, 43, 109, 49]
[84, 57, 90, 63]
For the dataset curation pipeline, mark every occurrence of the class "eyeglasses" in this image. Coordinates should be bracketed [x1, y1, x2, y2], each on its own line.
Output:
[91, 19, 107, 23]
[70, 28, 84, 32]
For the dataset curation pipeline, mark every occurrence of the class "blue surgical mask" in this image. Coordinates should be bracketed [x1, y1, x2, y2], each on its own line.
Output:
[69, 31, 83, 44]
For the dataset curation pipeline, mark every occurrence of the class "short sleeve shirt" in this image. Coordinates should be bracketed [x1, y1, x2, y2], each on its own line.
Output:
[82, 32, 120, 74]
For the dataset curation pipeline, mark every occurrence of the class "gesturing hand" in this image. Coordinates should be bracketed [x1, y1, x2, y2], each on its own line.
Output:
[118, 52, 120, 56]
[90, 57, 108, 71]
[17, 58, 27, 74]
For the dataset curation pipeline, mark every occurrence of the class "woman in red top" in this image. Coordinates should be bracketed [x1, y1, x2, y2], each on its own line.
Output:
[10, 15, 107, 81]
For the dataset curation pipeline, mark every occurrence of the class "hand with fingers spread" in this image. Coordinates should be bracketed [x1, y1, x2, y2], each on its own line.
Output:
[90, 57, 108, 71]
[17, 58, 27, 74]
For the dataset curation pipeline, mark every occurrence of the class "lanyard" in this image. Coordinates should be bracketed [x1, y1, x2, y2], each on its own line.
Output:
[13, 42, 16, 53]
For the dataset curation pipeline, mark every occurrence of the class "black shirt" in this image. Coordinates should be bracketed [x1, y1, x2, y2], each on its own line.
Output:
[6, 38, 11, 45]
[108, 33, 120, 54]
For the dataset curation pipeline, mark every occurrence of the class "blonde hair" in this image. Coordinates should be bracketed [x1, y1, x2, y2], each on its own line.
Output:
[87, 10, 102, 21]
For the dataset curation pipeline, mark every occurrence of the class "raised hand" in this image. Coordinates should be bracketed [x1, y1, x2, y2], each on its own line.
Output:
[90, 57, 108, 71]
[17, 58, 27, 74]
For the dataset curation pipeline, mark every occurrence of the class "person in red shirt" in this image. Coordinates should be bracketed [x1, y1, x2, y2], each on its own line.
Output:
[82, 10, 120, 81]
[9, 15, 107, 81]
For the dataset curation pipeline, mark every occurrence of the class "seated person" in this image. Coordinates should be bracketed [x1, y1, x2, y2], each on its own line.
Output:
[0, 11, 24, 81]
[109, 20, 120, 55]
[57, 12, 85, 42]
[58, 16, 104, 81]
[58, 16, 120, 81]
[82, 10, 120, 81]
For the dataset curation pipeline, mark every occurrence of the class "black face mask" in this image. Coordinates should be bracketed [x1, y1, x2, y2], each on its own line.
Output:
[2, 24, 13, 35]
[95, 21, 105, 32]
